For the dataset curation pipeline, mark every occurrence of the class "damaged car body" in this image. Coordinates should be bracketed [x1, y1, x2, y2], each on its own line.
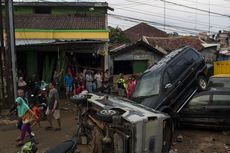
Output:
[70, 93, 173, 153]
[131, 46, 207, 115]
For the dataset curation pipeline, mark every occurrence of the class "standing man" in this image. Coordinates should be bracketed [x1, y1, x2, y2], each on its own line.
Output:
[85, 70, 93, 93]
[64, 72, 73, 98]
[45, 81, 61, 131]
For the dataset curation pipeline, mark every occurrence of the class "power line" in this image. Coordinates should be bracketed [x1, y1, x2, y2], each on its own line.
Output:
[125, 0, 223, 17]
[182, 0, 230, 8]
[161, 0, 230, 18]
[113, 6, 224, 29]
[109, 13, 217, 33]
[109, 15, 198, 34]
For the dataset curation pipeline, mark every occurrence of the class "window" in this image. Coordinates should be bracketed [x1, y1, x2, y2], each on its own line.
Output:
[34, 7, 51, 14]
[189, 95, 210, 106]
[169, 58, 189, 82]
[212, 95, 230, 105]
[184, 50, 199, 61]
[132, 69, 161, 98]
[163, 71, 171, 86]
[209, 78, 230, 88]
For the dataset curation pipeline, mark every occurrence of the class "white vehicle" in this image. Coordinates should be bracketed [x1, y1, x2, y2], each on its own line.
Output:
[71, 92, 173, 153]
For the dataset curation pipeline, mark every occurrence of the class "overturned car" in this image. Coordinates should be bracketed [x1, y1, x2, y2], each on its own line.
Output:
[70, 92, 173, 153]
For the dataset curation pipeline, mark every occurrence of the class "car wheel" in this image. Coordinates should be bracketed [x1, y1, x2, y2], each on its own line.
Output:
[70, 95, 87, 105]
[95, 109, 119, 123]
[197, 75, 207, 91]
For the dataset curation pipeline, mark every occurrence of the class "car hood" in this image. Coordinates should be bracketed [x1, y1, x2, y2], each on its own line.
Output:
[87, 93, 168, 123]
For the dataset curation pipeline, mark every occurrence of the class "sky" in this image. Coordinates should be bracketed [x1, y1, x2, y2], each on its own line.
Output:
[20, 0, 230, 35]
[100, 0, 230, 35]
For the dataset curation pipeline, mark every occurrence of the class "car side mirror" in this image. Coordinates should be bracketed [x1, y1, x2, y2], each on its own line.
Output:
[165, 83, 172, 89]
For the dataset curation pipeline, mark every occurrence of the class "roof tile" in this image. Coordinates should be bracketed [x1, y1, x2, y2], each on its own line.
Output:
[124, 22, 168, 43]
[14, 14, 105, 29]
[145, 36, 203, 51]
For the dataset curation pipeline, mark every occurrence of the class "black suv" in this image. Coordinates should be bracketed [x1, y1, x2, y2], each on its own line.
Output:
[131, 46, 207, 115]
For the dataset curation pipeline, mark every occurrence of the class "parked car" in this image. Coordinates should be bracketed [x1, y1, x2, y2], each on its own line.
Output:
[131, 46, 207, 115]
[69, 92, 173, 153]
[208, 74, 230, 89]
[179, 89, 230, 130]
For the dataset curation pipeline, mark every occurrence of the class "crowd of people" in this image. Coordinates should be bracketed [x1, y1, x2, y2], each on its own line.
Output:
[10, 67, 138, 147]
[62, 68, 111, 98]
[11, 71, 61, 147]
[61, 67, 137, 99]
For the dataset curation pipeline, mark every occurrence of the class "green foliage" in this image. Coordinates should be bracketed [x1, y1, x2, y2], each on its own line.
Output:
[109, 27, 130, 44]
[168, 32, 179, 37]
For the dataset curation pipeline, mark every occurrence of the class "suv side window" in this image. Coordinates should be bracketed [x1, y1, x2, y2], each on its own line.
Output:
[185, 50, 200, 60]
[163, 71, 171, 85]
[169, 58, 190, 82]
[212, 95, 230, 105]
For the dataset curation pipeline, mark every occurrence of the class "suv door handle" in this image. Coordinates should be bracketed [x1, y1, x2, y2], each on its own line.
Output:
[201, 106, 206, 109]
[177, 81, 182, 85]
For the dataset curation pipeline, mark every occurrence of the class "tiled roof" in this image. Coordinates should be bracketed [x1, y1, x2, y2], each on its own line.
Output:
[145, 36, 204, 51]
[124, 22, 168, 43]
[109, 39, 166, 55]
[14, 14, 105, 30]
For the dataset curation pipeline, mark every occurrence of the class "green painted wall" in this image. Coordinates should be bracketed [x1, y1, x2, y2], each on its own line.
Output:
[133, 60, 148, 73]
[9, 6, 106, 15]
[52, 7, 105, 15]
[26, 51, 37, 80]
[14, 7, 33, 14]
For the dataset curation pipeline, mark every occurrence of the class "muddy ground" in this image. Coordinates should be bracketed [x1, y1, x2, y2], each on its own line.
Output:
[0, 101, 230, 153]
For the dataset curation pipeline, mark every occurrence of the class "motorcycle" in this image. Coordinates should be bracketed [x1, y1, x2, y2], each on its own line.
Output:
[37, 88, 47, 120]
[44, 137, 79, 153]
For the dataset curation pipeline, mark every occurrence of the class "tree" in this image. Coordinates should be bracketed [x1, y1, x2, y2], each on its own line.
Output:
[109, 26, 130, 44]
[168, 32, 179, 37]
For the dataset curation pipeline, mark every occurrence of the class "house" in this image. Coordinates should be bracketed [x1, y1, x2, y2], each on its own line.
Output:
[7, 2, 113, 81]
[123, 22, 168, 43]
[144, 36, 218, 64]
[109, 38, 166, 74]
[215, 31, 230, 60]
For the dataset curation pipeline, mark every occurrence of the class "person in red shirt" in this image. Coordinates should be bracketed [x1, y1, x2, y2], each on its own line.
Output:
[127, 76, 137, 99]
[31, 102, 41, 128]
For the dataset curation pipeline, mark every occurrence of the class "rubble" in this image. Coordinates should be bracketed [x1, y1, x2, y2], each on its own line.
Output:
[176, 135, 183, 142]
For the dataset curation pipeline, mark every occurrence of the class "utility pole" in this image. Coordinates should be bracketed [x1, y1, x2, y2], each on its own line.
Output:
[0, 0, 5, 107]
[5, 0, 17, 106]
[163, 0, 166, 31]
[208, 0, 211, 34]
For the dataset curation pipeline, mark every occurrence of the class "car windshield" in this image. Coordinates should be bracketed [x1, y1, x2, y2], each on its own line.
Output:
[208, 77, 230, 88]
[132, 70, 161, 98]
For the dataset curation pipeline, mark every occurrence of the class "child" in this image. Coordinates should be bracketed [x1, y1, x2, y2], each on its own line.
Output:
[15, 89, 38, 146]
[31, 102, 41, 128]
[75, 82, 85, 95]
[101, 81, 110, 94]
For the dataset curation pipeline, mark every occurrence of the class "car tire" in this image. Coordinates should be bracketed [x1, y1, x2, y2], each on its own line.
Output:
[197, 75, 207, 91]
[95, 109, 119, 123]
[70, 96, 87, 105]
